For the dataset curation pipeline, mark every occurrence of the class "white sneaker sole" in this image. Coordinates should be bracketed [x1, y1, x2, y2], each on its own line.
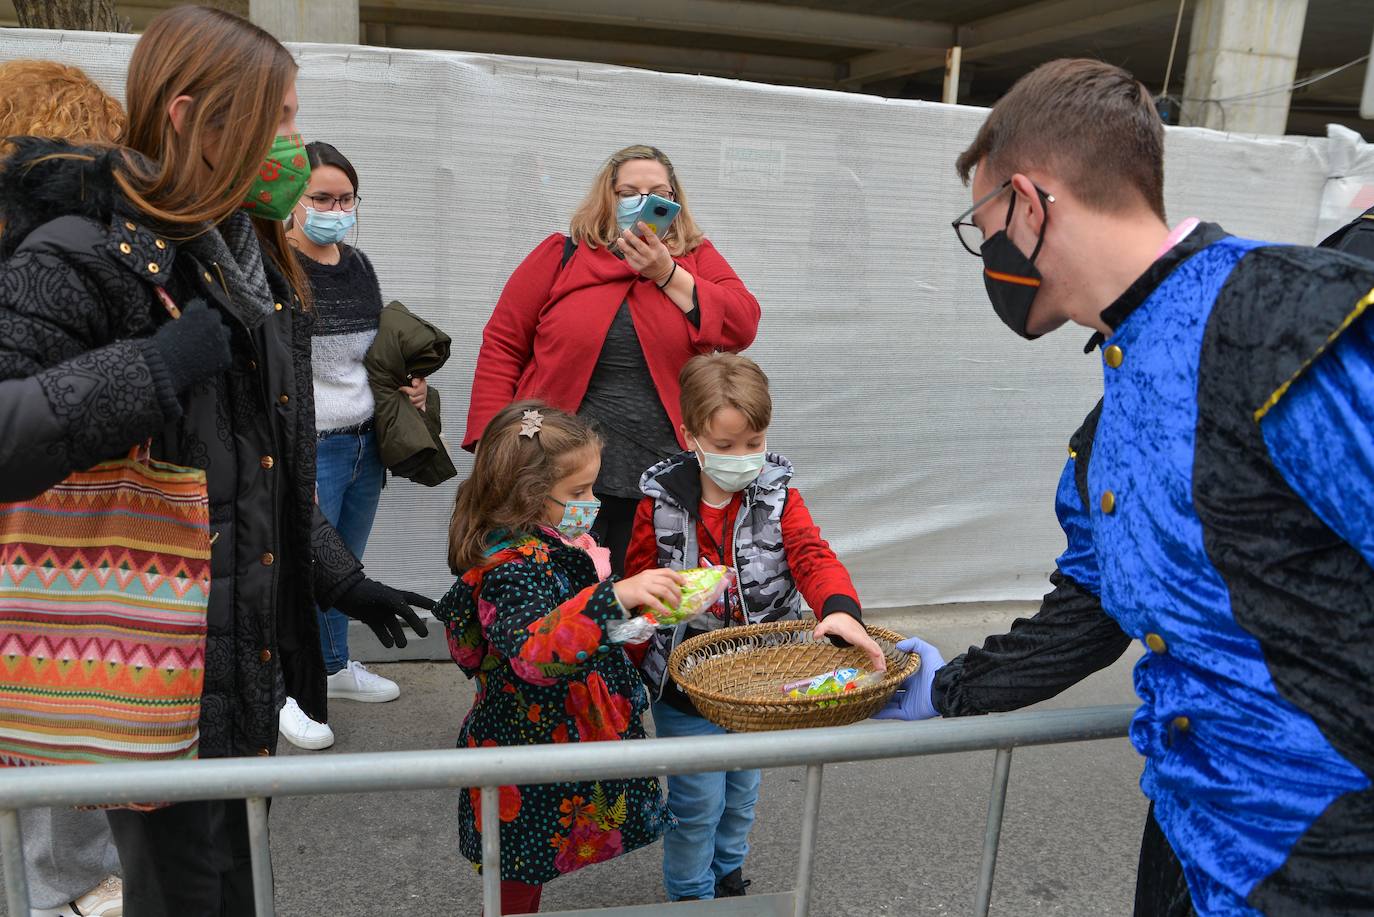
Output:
[327, 683, 400, 703]
[278, 726, 335, 750]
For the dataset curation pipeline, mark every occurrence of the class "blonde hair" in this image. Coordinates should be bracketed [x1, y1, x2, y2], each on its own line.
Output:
[679, 352, 772, 436]
[568, 145, 704, 256]
[0, 61, 125, 154]
[0, 61, 126, 240]
[448, 401, 602, 573]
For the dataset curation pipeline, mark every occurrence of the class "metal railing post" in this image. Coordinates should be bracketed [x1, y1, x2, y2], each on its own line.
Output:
[245, 796, 275, 917]
[973, 746, 1014, 917]
[481, 786, 503, 916]
[793, 763, 825, 917]
[1, 807, 30, 917]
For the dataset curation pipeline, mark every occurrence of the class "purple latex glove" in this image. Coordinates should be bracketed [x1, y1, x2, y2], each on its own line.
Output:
[872, 636, 947, 721]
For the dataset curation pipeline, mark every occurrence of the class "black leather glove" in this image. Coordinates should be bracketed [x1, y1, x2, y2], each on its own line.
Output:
[148, 299, 232, 393]
[334, 578, 433, 648]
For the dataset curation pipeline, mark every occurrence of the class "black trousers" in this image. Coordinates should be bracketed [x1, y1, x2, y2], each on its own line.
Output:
[590, 494, 639, 578]
[107, 799, 262, 917]
[1134, 803, 1197, 917]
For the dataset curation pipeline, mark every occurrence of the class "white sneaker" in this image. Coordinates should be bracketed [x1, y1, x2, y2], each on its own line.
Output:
[32, 874, 123, 916]
[326, 660, 400, 703]
[278, 697, 334, 750]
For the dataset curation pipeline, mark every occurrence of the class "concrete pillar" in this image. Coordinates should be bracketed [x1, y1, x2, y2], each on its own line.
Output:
[1181, 0, 1308, 135]
[249, 0, 358, 44]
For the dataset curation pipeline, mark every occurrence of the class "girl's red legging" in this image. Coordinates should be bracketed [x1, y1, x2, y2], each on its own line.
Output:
[499, 880, 544, 914]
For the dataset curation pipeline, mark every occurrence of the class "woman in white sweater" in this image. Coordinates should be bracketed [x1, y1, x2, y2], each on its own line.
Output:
[279, 141, 427, 749]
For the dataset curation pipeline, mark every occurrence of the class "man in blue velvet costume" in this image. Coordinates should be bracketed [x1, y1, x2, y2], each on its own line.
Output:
[881, 59, 1374, 916]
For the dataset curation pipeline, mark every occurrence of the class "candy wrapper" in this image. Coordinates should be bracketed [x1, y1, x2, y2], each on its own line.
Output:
[606, 566, 734, 644]
[782, 667, 885, 702]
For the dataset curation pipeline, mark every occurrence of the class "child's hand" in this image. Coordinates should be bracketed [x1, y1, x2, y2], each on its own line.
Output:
[614, 568, 687, 616]
[813, 612, 888, 672]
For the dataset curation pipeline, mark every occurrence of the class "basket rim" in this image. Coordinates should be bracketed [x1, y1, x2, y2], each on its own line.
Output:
[667, 620, 920, 711]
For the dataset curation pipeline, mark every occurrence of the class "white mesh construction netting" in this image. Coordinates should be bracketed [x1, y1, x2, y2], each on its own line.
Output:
[2, 30, 1369, 608]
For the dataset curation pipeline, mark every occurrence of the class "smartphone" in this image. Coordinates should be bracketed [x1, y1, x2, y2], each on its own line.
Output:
[626, 193, 681, 238]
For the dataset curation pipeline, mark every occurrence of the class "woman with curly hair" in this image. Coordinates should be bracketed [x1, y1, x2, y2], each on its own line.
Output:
[0, 57, 127, 917]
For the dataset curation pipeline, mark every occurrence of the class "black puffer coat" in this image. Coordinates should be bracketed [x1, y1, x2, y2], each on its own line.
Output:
[0, 139, 362, 758]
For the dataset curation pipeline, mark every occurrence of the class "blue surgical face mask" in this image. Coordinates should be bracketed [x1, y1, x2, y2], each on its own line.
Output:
[552, 497, 601, 539]
[301, 205, 356, 245]
[616, 195, 645, 233]
[696, 447, 767, 493]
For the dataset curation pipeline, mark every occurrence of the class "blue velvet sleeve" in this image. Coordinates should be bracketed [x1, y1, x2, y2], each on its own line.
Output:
[1261, 314, 1374, 566]
[1053, 456, 1101, 593]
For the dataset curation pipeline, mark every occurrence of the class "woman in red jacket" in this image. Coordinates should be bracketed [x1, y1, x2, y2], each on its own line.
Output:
[465, 145, 761, 574]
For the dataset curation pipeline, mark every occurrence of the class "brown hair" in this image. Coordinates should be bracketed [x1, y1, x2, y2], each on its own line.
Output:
[448, 401, 602, 573]
[118, 6, 310, 301]
[0, 60, 125, 154]
[568, 145, 704, 256]
[956, 59, 1166, 221]
[679, 352, 772, 436]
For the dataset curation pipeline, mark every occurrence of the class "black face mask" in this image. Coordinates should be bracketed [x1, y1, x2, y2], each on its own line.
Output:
[980, 192, 1047, 340]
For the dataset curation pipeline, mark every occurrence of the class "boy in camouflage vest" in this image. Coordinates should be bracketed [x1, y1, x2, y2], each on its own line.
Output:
[625, 352, 884, 901]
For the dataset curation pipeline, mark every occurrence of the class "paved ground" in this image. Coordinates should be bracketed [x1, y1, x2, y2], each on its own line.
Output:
[3, 603, 1148, 916]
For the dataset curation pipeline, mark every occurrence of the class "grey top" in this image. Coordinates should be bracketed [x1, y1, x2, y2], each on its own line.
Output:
[578, 302, 681, 499]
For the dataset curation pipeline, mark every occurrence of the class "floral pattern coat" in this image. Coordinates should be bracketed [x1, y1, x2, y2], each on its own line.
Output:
[434, 529, 672, 884]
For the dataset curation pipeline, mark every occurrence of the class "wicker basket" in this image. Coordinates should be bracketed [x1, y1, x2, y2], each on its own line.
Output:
[667, 620, 920, 732]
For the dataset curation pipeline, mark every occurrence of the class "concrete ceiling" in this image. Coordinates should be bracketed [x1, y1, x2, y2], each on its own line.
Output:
[1, 0, 1370, 137]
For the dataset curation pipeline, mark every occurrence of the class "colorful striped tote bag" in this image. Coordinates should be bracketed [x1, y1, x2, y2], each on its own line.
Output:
[0, 446, 211, 767]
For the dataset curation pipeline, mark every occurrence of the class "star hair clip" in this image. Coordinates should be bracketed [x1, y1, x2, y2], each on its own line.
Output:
[519, 409, 544, 439]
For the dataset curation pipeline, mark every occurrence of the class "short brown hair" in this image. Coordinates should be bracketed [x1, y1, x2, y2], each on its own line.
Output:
[0, 60, 125, 153]
[568, 145, 704, 256]
[956, 59, 1165, 220]
[679, 353, 772, 436]
[447, 401, 601, 573]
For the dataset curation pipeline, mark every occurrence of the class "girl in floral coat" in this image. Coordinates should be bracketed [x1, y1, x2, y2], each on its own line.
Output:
[436, 400, 684, 914]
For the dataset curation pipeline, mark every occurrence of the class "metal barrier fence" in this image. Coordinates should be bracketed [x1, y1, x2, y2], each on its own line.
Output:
[0, 705, 1134, 917]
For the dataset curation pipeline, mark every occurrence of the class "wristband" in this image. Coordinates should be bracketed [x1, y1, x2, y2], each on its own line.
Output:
[657, 263, 678, 289]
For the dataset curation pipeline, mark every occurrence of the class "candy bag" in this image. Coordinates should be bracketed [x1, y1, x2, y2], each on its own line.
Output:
[782, 667, 885, 700]
[606, 566, 733, 644]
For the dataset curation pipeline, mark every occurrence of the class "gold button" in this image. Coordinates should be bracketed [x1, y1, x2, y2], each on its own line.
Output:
[1068, 448, 1078, 459]
[148, 263, 160, 274]
[261, 552, 275, 566]
[257, 747, 271, 757]
[125, 221, 136, 231]
[1101, 490, 1116, 514]
[1145, 632, 1167, 654]
[277, 393, 289, 405]
[1172, 715, 1190, 732]
[1104, 344, 1124, 369]
[259, 648, 272, 663]
[155, 239, 166, 250]
[260, 455, 274, 469]
[248, 359, 258, 371]
[119, 242, 132, 254]
[274, 302, 283, 312]
[203, 271, 214, 283]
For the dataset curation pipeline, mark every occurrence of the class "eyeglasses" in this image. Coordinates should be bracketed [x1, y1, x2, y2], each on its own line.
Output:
[303, 192, 360, 211]
[951, 179, 1054, 256]
[615, 187, 675, 202]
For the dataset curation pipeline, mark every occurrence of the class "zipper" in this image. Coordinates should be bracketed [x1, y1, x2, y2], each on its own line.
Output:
[211, 262, 231, 298]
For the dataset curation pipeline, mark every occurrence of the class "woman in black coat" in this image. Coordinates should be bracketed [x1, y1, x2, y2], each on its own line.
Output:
[0, 8, 430, 914]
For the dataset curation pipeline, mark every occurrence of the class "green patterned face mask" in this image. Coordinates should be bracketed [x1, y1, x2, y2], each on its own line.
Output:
[240, 133, 310, 221]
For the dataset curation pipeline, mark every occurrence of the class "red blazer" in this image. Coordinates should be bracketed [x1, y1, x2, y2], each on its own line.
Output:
[464, 233, 761, 449]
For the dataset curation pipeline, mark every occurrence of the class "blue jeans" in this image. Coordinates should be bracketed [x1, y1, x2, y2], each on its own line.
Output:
[315, 427, 384, 675]
[652, 701, 761, 900]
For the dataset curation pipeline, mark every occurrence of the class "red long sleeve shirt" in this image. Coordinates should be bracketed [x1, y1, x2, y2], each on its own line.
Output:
[624, 488, 860, 620]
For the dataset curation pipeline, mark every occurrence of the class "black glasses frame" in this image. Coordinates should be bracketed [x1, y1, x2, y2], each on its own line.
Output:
[950, 180, 1055, 256]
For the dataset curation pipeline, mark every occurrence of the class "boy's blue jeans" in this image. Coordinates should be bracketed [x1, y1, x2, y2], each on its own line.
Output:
[315, 427, 384, 675]
[652, 701, 762, 900]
